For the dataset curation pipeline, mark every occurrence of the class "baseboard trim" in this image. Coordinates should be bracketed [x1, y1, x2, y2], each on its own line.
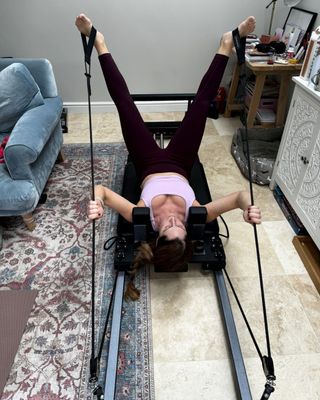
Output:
[64, 100, 189, 113]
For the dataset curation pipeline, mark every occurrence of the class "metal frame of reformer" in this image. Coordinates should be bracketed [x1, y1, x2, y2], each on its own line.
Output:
[102, 94, 253, 400]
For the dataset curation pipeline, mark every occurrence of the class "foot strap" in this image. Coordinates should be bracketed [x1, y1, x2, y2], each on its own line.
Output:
[232, 28, 246, 65]
[81, 26, 97, 65]
[81, 27, 97, 96]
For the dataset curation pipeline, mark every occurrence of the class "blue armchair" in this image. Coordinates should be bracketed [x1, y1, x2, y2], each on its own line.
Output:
[0, 58, 63, 230]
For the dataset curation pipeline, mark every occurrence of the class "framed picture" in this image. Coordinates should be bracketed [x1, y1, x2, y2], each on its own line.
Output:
[282, 7, 318, 52]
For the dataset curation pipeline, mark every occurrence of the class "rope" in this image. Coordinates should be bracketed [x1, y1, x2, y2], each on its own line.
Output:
[239, 66, 273, 363]
[80, 30, 100, 383]
[85, 60, 98, 380]
[223, 59, 276, 397]
[97, 270, 119, 361]
[80, 32, 126, 398]
[224, 268, 264, 361]
[218, 215, 230, 239]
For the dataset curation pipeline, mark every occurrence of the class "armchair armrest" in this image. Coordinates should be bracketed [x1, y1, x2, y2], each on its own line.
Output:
[5, 96, 63, 180]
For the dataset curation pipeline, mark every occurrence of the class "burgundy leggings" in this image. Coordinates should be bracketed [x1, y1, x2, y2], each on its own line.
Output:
[99, 52, 228, 182]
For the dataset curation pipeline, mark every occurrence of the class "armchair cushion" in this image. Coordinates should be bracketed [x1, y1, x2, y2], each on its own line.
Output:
[4, 97, 63, 181]
[0, 63, 44, 132]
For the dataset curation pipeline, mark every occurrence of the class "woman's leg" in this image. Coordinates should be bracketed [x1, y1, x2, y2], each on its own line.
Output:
[166, 17, 256, 176]
[75, 14, 160, 167]
[98, 54, 160, 158]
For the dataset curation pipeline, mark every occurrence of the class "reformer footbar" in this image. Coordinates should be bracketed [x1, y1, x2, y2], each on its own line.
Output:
[80, 25, 275, 400]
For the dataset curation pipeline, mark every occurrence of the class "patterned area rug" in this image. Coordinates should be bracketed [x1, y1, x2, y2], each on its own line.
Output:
[0, 143, 154, 400]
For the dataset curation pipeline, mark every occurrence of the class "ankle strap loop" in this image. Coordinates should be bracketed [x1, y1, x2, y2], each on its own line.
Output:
[81, 26, 97, 65]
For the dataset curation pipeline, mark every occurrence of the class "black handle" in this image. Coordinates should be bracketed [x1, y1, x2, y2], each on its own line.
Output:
[260, 382, 275, 399]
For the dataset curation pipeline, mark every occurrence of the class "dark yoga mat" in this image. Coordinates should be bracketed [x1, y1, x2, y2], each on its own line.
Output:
[0, 290, 38, 396]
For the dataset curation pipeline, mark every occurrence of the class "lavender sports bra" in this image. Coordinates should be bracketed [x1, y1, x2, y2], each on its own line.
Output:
[140, 175, 196, 231]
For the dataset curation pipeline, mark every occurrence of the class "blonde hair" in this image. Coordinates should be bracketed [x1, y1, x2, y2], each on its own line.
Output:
[124, 238, 193, 301]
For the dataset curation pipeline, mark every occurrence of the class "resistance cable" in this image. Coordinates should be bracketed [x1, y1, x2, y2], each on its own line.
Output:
[225, 59, 276, 399]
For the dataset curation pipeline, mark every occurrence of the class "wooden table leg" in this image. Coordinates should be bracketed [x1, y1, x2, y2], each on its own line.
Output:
[247, 73, 266, 128]
[224, 63, 240, 117]
[276, 73, 291, 127]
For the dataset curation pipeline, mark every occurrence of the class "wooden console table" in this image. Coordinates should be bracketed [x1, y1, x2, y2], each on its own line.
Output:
[224, 60, 302, 128]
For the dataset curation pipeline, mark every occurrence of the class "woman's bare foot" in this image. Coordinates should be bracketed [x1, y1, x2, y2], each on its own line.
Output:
[75, 13, 108, 55]
[238, 16, 256, 37]
[219, 16, 256, 56]
[75, 13, 93, 36]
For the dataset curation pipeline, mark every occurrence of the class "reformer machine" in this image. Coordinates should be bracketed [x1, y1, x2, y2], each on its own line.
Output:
[80, 30, 276, 400]
[89, 96, 274, 400]
[101, 95, 250, 399]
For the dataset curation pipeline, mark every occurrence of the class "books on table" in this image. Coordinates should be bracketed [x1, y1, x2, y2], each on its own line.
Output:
[245, 50, 272, 62]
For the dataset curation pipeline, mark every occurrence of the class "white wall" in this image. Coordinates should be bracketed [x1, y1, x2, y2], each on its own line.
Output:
[0, 0, 318, 106]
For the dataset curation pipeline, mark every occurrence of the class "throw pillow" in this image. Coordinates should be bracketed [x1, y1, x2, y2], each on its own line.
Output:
[0, 135, 9, 164]
[0, 63, 44, 132]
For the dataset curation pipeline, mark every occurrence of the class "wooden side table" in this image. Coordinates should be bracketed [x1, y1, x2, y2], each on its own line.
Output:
[224, 61, 302, 128]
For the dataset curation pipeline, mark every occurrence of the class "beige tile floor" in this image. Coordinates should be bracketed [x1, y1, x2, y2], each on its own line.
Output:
[65, 112, 320, 400]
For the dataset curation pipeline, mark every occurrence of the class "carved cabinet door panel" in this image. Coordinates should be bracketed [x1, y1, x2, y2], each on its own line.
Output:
[296, 130, 320, 233]
[276, 86, 320, 207]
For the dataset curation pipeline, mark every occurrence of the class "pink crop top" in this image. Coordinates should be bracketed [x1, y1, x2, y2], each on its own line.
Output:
[140, 175, 196, 231]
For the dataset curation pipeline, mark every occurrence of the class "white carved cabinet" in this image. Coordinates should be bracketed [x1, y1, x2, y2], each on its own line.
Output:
[270, 77, 320, 249]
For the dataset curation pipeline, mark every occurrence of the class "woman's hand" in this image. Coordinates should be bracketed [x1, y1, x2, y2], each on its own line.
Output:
[243, 205, 261, 224]
[87, 200, 104, 220]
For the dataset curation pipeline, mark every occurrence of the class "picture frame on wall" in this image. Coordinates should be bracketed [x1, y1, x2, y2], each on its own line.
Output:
[282, 7, 317, 52]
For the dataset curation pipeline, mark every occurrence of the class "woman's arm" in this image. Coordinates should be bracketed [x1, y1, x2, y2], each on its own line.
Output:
[87, 184, 137, 222]
[204, 191, 261, 224]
